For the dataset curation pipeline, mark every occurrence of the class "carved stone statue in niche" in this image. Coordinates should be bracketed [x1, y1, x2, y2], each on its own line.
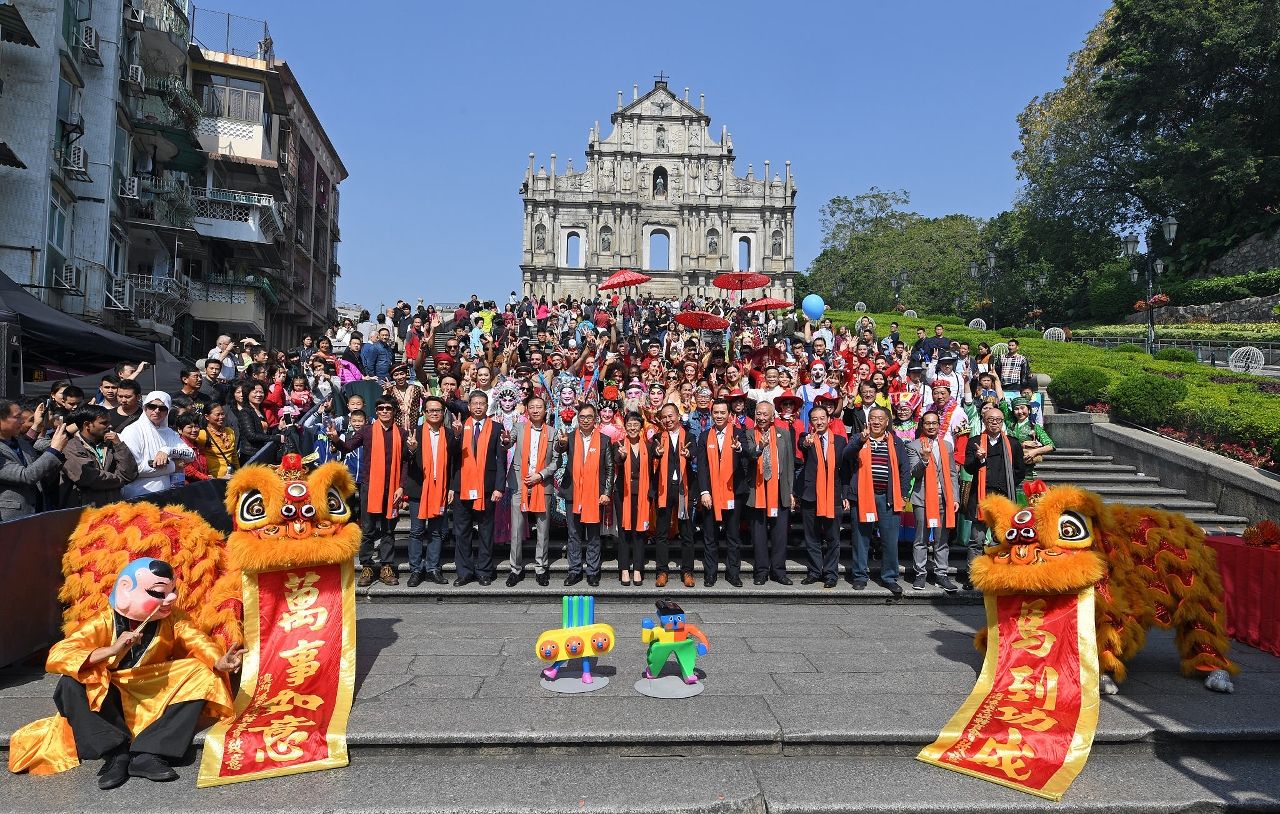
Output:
[654, 174, 665, 197]
[656, 126, 666, 152]
[534, 223, 546, 251]
[708, 232, 719, 255]
[601, 161, 616, 192]
[600, 228, 612, 252]
[622, 122, 634, 144]
[772, 234, 782, 256]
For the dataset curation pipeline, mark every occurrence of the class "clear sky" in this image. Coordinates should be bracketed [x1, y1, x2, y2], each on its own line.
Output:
[227, 0, 1112, 311]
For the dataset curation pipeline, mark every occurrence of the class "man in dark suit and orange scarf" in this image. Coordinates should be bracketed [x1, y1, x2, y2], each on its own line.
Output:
[746, 400, 798, 585]
[556, 403, 615, 588]
[963, 404, 1025, 579]
[843, 405, 912, 595]
[696, 399, 758, 588]
[797, 403, 848, 589]
[329, 395, 410, 587]
[403, 396, 460, 587]
[652, 403, 696, 588]
[453, 391, 508, 587]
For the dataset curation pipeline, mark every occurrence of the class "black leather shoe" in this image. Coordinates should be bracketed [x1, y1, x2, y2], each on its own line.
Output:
[771, 574, 793, 586]
[428, 569, 448, 585]
[406, 571, 424, 588]
[753, 575, 769, 586]
[586, 575, 600, 588]
[98, 751, 131, 790]
[477, 577, 493, 587]
[725, 575, 743, 588]
[800, 575, 821, 585]
[852, 580, 868, 590]
[703, 575, 717, 587]
[536, 572, 550, 587]
[823, 576, 838, 589]
[128, 752, 177, 782]
[885, 581, 904, 597]
[454, 575, 476, 587]
[506, 572, 523, 587]
[564, 571, 583, 587]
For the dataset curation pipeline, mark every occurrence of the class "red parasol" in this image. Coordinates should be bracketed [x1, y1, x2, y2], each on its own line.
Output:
[738, 296, 794, 312]
[713, 272, 771, 291]
[599, 269, 652, 291]
[674, 310, 731, 331]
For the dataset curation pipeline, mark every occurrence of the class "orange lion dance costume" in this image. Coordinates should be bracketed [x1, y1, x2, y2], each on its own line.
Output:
[919, 484, 1237, 800]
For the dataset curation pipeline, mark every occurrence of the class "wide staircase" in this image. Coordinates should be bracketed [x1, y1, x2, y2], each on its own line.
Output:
[1035, 448, 1251, 536]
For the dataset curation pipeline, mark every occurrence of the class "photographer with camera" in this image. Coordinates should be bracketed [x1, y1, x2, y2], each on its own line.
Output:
[0, 398, 72, 520]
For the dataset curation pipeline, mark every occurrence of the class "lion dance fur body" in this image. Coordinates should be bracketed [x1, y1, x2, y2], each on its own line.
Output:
[57, 461, 362, 650]
[970, 485, 1238, 688]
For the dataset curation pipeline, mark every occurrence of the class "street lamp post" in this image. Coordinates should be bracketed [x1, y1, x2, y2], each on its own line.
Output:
[832, 279, 845, 307]
[1123, 217, 1178, 354]
[890, 270, 907, 308]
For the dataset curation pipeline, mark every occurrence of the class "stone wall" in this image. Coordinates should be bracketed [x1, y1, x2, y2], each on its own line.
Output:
[1206, 230, 1280, 278]
[1123, 293, 1280, 324]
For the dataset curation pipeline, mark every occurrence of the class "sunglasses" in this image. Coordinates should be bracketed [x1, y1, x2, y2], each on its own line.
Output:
[375, 406, 394, 412]
[145, 404, 169, 413]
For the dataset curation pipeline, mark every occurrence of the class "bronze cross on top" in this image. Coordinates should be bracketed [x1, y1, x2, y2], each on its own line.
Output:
[654, 71, 669, 83]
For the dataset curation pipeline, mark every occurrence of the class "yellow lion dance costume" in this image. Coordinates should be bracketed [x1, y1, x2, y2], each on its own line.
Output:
[970, 485, 1238, 693]
[57, 459, 362, 650]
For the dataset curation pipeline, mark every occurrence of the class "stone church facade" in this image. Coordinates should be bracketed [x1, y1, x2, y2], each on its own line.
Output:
[519, 78, 797, 302]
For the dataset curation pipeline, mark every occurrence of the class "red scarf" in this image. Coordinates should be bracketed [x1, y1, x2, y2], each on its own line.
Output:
[753, 428, 779, 517]
[920, 436, 955, 528]
[857, 434, 903, 522]
[520, 423, 550, 512]
[813, 429, 836, 519]
[460, 417, 494, 509]
[416, 425, 448, 519]
[572, 429, 604, 523]
[705, 426, 736, 521]
[620, 438, 652, 531]
[368, 422, 403, 519]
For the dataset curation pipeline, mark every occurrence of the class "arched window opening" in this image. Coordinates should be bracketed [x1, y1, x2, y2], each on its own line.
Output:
[566, 233, 581, 268]
[738, 237, 751, 271]
[649, 230, 670, 271]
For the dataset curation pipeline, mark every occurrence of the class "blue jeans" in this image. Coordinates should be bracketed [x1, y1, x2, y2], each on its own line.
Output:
[852, 492, 901, 583]
[407, 502, 446, 573]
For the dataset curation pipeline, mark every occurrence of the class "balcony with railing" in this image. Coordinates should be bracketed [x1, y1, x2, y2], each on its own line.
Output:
[191, 187, 283, 244]
[189, 272, 270, 334]
[126, 271, 192, 337]
[123, 175, 196, 229]
[141, 0, 191, 58]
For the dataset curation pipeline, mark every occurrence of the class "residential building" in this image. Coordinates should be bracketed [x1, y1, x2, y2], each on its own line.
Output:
[0, 0, 343, 370]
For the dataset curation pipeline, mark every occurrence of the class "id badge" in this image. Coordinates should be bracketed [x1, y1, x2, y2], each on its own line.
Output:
[769, 508, 778, 518]
[928, 519, 939, 528]
[641, 521, 649, 531]
[726, 499, 734, 510]
[469, 490, 478, 500]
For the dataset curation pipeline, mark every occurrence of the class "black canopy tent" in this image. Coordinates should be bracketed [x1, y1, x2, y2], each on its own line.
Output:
[0, 269, 157, 378]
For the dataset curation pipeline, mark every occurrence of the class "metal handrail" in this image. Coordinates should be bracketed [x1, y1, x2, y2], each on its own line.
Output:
[1071, 335, 1280, 366]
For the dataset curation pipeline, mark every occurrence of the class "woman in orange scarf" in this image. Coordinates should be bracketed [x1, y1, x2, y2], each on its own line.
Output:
[614, 411, 656, 586]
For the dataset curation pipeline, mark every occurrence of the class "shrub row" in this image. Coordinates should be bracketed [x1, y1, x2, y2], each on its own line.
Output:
[1165, 268, 1280, 307]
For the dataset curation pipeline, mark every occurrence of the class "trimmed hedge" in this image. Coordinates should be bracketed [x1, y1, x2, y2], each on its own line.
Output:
[1154, 347, 1198, 363]
[1111, 343, 1147, 354]
[1165, 268, 1280, 306]
[1110, 374, 1189, 427]
[1075, 322, 1280, 342]
[1046, 366, 1110, 410]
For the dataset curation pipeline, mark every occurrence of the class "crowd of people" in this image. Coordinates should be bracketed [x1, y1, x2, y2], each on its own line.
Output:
[0, 289, 1053, 595]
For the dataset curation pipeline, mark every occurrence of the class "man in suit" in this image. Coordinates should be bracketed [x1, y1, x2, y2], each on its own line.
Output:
[907, 410, 960, 592]
[452, 391, 507, 587]
[403, 396, 460, 587]
[796, 403, 847, 588]
[847, 380, 880, 435]
[652, 403, 696, 588]
[556, 403, 615, 588]
[844, 405, 912, 595]
[0, 398, 70, 521]
[745, 400, 797, 585]
[696, 399, 758, 587]
[506, 396, 559, 586]
[964, 404, 1026, 573]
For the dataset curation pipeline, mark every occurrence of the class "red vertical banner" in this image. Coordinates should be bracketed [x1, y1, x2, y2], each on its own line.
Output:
[917, 590, 1100, 801]
[197, 561, 356, 787]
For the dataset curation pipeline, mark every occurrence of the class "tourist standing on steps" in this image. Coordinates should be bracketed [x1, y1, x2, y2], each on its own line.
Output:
[557, 403, 614, 588]
[696, 399, 759, 588]
[746, 401, 797, 586]
[907, 411, 961, 593]
[403, 396, 459, 589]
[964, 404, 1026, 573]
[614, 411, 657, 587]
[796, 404, 847, 589]
[652, 403, 696, 589]
[329, 395, 409, 588]
[505, 396, 558, 587]
[453, 391, 506, 587]
[844, 406, 911, 596]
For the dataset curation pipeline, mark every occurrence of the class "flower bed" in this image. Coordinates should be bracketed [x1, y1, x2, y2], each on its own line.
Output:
[1158, 427, 1275, 469]
[1074, 322, 1280, 342]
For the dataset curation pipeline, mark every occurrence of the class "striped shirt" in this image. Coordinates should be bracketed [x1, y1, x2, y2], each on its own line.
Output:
[869, 438, 890, 493]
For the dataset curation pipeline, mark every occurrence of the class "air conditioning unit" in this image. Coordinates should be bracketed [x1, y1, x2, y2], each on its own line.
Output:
[80, 25, 102, 64]
[119, 176, 140, 199]
[123, 5, 144, 29]
[126, 64, 145, 90]
[63, 145, 88, 173]
[107, 278, 135, 310]
[56, 263, 86, 295]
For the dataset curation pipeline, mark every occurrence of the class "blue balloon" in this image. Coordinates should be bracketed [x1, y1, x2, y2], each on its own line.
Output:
[802, 294, 825, 321]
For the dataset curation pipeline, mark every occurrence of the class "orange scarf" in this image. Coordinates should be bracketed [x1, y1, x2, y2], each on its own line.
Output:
[704, 426, 736, 521]
[368, 422, 403, 519]
[974, 432, 1013, 521]
[656, 427, 688, 511]
[813, 430, 836, 519]
[857, 434, 903, 523]
[572, 429, 603, 523]
[460, 417, 494, 509]
[520, 423, 550, 513]
[920, 436, 955, 528]
[621, 438, 652, 531]
[753, 427, 779, 517]
[416, 426, 449, 519]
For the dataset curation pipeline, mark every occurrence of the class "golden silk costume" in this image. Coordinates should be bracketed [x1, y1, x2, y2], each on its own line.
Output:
[8, 610, 234, 775]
